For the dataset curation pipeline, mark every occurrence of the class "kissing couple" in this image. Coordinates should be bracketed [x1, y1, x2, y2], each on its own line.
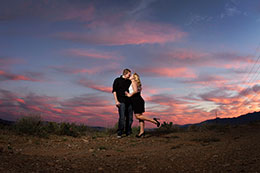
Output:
[112, 68, 160, 138]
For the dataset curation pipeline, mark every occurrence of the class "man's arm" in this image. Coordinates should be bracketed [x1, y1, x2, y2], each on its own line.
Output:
[113, 92, 120, 107]
[112, 78, 120, 107]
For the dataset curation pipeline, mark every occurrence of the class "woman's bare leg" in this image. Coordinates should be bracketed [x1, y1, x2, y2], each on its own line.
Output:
[139, 120, 144, 135]
[135, 114, 157, 124]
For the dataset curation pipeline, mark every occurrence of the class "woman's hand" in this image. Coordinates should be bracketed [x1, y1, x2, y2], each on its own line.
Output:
[125, 91, 131, 97]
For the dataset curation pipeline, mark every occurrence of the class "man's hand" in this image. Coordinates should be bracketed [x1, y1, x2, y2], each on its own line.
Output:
[116, 101, 121, 108]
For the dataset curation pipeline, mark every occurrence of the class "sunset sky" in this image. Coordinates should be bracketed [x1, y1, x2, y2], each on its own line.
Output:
[1, 0, 260, 127]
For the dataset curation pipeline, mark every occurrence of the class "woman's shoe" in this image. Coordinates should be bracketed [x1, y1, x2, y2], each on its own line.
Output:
[153, 118, 160, 127]
[136, 132, 145, 138]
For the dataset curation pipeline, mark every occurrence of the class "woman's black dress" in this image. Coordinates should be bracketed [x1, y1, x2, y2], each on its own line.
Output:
[131, 92, 145, 114]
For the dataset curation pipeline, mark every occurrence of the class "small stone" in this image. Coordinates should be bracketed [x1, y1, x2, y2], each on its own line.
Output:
[82, 139, 89, 143]
[223, 163, 230, 167]
[89, 149, 94, 152]
[71, 164, 77, 168]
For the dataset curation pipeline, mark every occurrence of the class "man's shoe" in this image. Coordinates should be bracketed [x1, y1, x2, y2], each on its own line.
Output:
[117, 135, 122, 139]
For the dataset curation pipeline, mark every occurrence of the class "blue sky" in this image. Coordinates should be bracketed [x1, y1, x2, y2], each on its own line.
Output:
[1, 0, 260, 127]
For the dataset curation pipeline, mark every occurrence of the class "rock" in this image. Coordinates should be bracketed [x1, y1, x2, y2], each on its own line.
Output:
[71, 164, 77, 168]
[223, 163, 230, 167]
[82, 139, 89, 143]
[47, 162, 55, 166]
[89, 149, 95, 152]
[213, 155, 218, 158]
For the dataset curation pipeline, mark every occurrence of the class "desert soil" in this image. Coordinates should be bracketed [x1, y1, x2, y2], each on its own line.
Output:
[0, 124, 260, 173]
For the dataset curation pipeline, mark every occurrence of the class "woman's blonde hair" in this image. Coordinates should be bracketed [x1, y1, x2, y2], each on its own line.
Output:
[133, 73, 142, 87]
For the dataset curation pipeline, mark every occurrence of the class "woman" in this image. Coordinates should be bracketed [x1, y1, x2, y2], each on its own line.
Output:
[125, 73, 160, 138]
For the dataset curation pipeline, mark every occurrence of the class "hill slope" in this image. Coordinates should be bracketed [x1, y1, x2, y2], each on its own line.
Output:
[199, 111, 260, 125]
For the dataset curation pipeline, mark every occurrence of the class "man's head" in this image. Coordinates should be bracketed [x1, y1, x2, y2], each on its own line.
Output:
[122, 68, 131, 79]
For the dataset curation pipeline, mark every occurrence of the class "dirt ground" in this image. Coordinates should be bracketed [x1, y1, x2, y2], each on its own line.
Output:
[1, 124, 260, 173]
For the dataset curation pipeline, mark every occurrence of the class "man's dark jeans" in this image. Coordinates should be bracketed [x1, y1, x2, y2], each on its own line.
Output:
[118, 102, 133, 136]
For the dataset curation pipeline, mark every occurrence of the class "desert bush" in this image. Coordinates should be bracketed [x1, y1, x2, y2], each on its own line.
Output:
[46, 121, 59, 134]
[105, 122, 140, 136]
[56, 122, 93, 137]
[187, 124, 198, 132]
[131, 126, 140, 135]
[57, 122, 80, 137]
[0, 124, 11, 131]
[105, 122, 118, 135]
[157, 121, 180, 133]
[207, 124, 230, 132]
[15, 114, 48, 138]
[76, 124, 93, 135]
[14, 114, 93, 138]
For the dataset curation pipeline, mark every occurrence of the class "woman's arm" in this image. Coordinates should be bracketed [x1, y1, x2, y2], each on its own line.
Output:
[125, 81, 138, 97]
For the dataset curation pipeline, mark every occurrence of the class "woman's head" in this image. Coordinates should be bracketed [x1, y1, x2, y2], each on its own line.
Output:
[131, 73, 142, 87]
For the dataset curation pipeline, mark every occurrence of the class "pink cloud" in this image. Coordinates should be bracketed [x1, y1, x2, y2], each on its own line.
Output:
[15, 98, 25, 104]
[55, 21, 187, 45]
[65, 49, 123, 60]
[50, 65, 101, 75]
[55, 5, 95, 22]
[78, 78, 111, 93]
[0, 89, 118, 127]
[137, 67, 196, 78]
[50, 61, 120, 75]
[1, 86, 259, 127]
[150, 48, 255, 71]
[0, 57, 25, 69]
[142, 84, 260, 125]
[141, 85, 167, 96]
[0, 70, 39, 81]
[182, 74, 228, 87]
[60, 94, 111, 107]
[165, 49, 209, 60]
[0, 1, 95, 22]
[139, 93, 215, 126]
[189, 84, 260, 120]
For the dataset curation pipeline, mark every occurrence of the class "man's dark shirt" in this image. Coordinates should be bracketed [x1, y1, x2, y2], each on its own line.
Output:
[112, 75, 131, 103]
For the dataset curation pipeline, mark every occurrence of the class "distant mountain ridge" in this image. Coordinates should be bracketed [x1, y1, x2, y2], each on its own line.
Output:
[0, 119, 14, 126]
[0, 118, 105, 131]
[198, 111, 260, 125]
[1, 111, 260, 128]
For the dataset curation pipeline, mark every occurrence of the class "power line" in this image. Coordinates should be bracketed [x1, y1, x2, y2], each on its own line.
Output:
[232, 43, 260, 116]
[236, 71, 260, 114]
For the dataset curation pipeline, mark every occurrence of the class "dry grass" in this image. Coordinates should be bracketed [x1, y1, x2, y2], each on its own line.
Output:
[0, 122, 260, 172]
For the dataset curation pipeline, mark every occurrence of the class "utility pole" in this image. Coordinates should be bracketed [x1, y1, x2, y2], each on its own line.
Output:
[215, 110, 218, 124]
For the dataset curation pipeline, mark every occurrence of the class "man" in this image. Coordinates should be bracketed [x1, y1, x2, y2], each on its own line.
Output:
[112, 68, 133, 138]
